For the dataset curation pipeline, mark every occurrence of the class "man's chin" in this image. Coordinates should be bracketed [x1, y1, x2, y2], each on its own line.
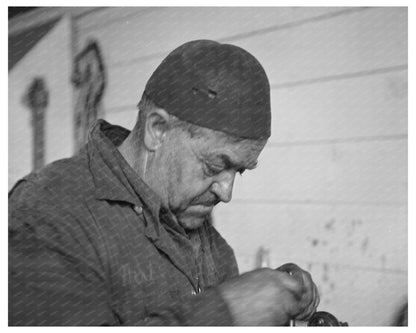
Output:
[176, 205, 213, 230]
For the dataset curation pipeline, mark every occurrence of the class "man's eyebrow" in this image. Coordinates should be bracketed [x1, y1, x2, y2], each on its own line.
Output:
[217, 154, 258, 170]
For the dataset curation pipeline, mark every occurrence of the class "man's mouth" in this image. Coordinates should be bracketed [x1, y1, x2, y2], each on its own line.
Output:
[186, 204, 214, 215]
[198, 201, 217, 207]
[178, 195, 220, 215]
[190, 197, 220, 207]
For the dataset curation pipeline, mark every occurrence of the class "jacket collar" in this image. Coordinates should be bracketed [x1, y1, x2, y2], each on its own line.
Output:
[87, 119, 188, 234]
[87, 119, 160, 215]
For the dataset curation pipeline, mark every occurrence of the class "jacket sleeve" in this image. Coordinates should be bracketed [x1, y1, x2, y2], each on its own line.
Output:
[141, 288, 234, 325]
[9, 180, 235, 326]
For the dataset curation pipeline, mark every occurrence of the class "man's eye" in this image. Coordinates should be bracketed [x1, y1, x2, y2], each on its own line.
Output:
[205, 164, 223, 176]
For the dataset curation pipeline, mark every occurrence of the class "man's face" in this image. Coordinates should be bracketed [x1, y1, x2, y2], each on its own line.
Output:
[160, 127, 267, 230]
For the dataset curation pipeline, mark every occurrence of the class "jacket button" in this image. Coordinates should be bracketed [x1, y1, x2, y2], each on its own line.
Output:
[133, 205, 142, 215]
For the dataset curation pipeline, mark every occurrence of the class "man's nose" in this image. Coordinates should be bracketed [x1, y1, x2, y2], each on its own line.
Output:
[211, 171, 236, 203]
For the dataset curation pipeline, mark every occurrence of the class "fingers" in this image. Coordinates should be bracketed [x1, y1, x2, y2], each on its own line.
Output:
[307, 276, 320, 315]
[277, 263, 320, 321]
[276, 263, 303, 283]
[297, 280, 319, 320]
[274, 271, 305, 301]
[312, 283, 320, 313]
[292, 270, 315, 320]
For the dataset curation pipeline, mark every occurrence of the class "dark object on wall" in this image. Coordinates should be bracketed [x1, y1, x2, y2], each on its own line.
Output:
[392, 302, 408, 326]
[22, 77, 48, 171]
[254, 246, 270, 268]
[8, 7, 38, 19]
[71, 40, 106, 151]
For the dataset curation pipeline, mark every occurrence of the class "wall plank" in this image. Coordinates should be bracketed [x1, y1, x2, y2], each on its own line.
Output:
[307, 264, 406, 326]
[101, 57, 161, 112]
[103, 106, 138, 131]
[76, 7, 351, 66]
[269, 70, 407, 144]
[235, 7, 407, 86]
[214, 203, 407, 272]
[232, 140, 407, 204]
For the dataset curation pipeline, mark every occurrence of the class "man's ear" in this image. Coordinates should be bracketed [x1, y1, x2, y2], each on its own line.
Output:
[143, 108, 170, 151]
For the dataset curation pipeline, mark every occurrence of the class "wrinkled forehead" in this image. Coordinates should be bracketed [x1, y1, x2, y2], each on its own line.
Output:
[191, 128, 267, 169]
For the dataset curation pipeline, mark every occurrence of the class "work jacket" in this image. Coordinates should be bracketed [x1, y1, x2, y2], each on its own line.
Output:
[9, 120, 239, 325]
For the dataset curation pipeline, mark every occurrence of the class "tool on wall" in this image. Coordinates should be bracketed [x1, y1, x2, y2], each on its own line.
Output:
[71, 40, 106, 151]
[23, 77, 48, 171]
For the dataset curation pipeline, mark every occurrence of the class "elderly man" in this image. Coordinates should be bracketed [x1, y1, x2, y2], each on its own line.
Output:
[9, 40, 319, 326]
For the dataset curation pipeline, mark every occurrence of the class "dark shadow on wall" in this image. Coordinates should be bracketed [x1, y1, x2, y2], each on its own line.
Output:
[392, 302, 408, 326]
[8, 7, 38, 19]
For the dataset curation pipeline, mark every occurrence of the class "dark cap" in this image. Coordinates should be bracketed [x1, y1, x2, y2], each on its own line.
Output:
[144, 40, 271, 140]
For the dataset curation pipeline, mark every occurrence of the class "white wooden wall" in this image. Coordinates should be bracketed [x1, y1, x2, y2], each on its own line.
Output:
[13, 6, 405, 326]
[8, 17, 74, 189]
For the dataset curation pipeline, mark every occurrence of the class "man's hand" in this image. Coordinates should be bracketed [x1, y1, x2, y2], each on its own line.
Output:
[276, 263, 320, 321]
[218, 264, 320, 326]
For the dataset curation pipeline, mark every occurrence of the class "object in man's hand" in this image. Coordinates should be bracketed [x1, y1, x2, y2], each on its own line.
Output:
[276, 263, 303, 282]
[290, 311, 349, 326]
[276, 264, 348, 326]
